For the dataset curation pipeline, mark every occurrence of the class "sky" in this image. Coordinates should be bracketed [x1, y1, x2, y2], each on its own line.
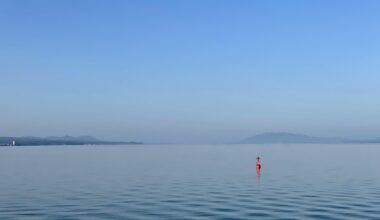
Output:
[1, 0, 380, 143]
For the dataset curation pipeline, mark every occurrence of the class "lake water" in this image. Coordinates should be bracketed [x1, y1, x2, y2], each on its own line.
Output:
[1, 144, 380, 219]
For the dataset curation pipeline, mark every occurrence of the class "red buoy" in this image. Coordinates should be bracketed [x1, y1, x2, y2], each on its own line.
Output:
[256, 156, 261, 172]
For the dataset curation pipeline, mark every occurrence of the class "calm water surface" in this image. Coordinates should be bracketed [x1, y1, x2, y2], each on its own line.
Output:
[1, 144, 380, 219]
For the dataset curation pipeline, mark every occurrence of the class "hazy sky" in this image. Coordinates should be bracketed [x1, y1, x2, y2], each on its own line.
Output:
[1, 0, 380, 143]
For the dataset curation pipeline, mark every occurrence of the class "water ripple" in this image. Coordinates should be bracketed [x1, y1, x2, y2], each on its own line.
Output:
[1, 145, 380, 219]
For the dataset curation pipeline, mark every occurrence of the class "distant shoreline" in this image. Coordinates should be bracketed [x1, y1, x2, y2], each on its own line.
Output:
[240, 132, 380, 144]
[0, 136, 142, 146]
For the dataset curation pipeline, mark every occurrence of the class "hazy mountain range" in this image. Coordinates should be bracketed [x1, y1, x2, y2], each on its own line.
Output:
[2, 132, 380, 146]
[240, 132, 380, 144]
[0, 136, 142, 146]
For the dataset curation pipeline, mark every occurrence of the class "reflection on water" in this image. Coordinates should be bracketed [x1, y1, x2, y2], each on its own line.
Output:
[0, 144, 380, 219]
[256, 170, 261, 183]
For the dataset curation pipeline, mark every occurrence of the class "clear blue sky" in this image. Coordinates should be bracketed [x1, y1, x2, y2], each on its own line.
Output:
[1, 0, 380, 143]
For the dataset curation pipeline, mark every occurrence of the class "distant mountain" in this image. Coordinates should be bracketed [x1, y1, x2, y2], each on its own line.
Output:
[240, 132, 347, 144]
[0, 136, 142, 146]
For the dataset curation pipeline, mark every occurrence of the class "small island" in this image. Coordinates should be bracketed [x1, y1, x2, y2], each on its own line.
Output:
[239, 132, 380, 144]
